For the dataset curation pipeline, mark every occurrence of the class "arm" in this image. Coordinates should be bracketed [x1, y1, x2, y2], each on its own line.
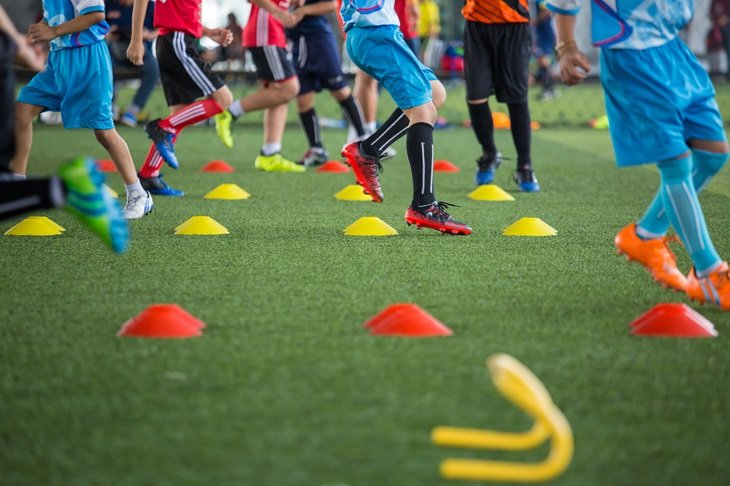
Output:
[546, 0, 590, 86]
[28, 11, 105, 43]
[249, 0, 297, 28]
[202, 26, 233, 46]
[0, 6, 44, 71]
[127, 0, 149, 65]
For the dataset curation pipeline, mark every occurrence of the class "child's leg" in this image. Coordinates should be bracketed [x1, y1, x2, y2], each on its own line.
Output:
[0, 178, 64, 219]
[296, 91, 321, 148]
[637, 141, 728, 239]
[467, 99, 497, 159]
[9, 103, 44, 176]
[657, 152, 723, 275]
[231, 78, 299, 117]
[158, 87, 230, 133]
[262, 103, 288, 155]
[507, 101, 532, 171]
[331, 86, 367, 140]
[94, 128, 144, 197]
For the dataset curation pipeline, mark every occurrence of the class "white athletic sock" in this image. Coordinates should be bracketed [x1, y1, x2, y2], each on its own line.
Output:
[261, 143, 281, 156]
[365, 121, 377, 134]
[229, 101, 245, 118]
[125, 180, 144, 199]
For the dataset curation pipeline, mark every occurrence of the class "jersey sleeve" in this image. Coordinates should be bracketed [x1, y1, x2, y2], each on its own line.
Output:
[545, 0, 581, 15]
[71, 0, 106, 16]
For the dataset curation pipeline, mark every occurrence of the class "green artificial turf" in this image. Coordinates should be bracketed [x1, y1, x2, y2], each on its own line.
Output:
[1, 86, 730, 485]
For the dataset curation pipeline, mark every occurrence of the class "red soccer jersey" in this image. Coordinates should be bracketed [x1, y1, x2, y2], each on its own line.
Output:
[155, 0, 203, 38]
[243, 1, 288, 48]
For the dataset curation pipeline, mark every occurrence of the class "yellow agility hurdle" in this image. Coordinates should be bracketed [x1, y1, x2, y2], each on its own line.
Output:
[431, 354, 573, 482]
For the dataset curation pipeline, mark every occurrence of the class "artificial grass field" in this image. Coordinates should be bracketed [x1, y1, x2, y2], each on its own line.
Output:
[1, 84, 730, 485]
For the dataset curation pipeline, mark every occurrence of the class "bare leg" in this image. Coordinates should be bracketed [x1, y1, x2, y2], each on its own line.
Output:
[94, 129, 138, 185]
[10, 102, 44, 175]
[263, 103, 289, 146]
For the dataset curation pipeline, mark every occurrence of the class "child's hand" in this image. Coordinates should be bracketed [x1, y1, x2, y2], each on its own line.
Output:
[127, 39, 145, 65]
[28, 22, 57, 43]
[207, 28, 234, 47]
[16, 40, 45, 71]
[558, 46, 590, 86]
[272, 10, 297, 28]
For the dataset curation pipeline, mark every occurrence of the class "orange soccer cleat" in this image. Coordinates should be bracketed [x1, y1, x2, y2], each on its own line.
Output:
[686, 262, 730, 310]
[615, 223, 688, 291]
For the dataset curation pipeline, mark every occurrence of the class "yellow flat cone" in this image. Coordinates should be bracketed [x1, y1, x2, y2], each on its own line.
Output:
[502, 217, 557, 237]
[344, 217, 398, 236]
[204, 183, 250, 200]
[175, 216, 229, 235]
[5, 216, 65, 236]
[103, 184, 119, 199]
[468, 185, 515, 202]
[335, 184, 372, 201]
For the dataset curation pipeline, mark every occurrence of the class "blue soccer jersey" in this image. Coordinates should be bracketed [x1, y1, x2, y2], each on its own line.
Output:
[546, 0, 692, 49]
[340, 0, 400, 32]
[43, 0, 110, 50]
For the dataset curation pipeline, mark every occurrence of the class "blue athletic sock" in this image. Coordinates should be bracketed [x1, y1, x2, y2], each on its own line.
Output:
[656, 154, 722, 274]
[636, 149, 728, 239]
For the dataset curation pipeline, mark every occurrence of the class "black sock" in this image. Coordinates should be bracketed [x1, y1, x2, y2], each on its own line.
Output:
[538, 66, 555, 91]
[361, 108, 409, 157]
[339, 95, 367, 138]
[467, 102, 497, 158]
[299, 108, 321, 148]
[507, 102, 532, 170]
[407, 122, 436, 207]
[0, 177, 65, 220]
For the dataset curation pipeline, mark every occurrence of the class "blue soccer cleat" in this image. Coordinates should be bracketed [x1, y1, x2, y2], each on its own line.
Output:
[145, 119, 179, 169]
[475, 152, 502, 186]
[513, 168, 541, 192]
[58, 157, 129, 253]
[139, 173, 184, 197]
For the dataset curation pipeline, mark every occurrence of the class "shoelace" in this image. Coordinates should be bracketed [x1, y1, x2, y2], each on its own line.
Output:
[124, 193, 145, 211]
[426, 201, 460, 221]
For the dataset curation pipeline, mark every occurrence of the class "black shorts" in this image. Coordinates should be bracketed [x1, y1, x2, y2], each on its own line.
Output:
[291, 33, 347, 94]
[464, 21, 531, 103]
[248, 46, 296, 83]
[156, 32, 225, 106]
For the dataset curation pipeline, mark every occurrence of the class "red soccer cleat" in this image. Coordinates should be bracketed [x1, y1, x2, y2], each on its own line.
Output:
[341, 142, 384, 202]
[405, 201, 472, 235]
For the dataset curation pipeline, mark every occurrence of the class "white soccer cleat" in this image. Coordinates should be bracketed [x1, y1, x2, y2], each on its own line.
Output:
[123, 190, 154, 219]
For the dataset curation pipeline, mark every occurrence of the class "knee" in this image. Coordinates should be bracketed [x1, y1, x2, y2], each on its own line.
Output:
[332, 86, 351, 102]
[693, 146, 730, 173]
[212, 87, 234, 110]
[658, 153, 693, 180]
[406, 102, 438, 125]
[15, 103, 35, 126]
[430, 80, 446, 108]
[94, 129, 117, 147]
[279, 77, 300, 101]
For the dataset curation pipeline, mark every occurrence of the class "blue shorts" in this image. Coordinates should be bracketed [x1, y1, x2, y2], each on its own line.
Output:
[18, 41, 114, 130]
[601, 37, 726, 167]
[346, 25, 436, 110]
[292, 32, 348, 94]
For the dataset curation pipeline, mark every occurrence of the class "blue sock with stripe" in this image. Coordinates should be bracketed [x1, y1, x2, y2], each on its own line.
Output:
[655, 154, 722, 275]
[636, 149, 728, 239]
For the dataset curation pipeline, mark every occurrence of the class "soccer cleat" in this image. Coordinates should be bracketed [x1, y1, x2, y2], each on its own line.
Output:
[123, 190, 154, 220]
[145, 119, 179, 169]
[475, 152, 502, 185]
[341, 142, 384, 202]
[298, 147, 329, 167]
[119, 111, 138, 127]
[405, 201, 472, 235]
[215, 110, 234, 149]
[139, 173, 184, 197]
[58, 157, 129, 253]
[513, 168, 541, 192]
[254, 153, 306, 173]
[615, 223, 688, 291]
[686, 262, 730, 310]
[380, 146, 397, 160]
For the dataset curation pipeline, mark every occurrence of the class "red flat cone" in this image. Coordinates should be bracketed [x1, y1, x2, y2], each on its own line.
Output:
[317, 160, 350, 173]
[364, 303, 453, 337]
[96, 159, 117, 172]
[201, 160, 235, 173]
[434, 160, 460, 173]
[118, 304, 205, 338]
[630, 303, 718, 337]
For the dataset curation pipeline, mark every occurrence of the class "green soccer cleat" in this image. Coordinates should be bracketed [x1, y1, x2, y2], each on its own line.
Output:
[215, 111, 234, 149]
[58, 157, 129, 253]
[254, 153, 306, 173]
